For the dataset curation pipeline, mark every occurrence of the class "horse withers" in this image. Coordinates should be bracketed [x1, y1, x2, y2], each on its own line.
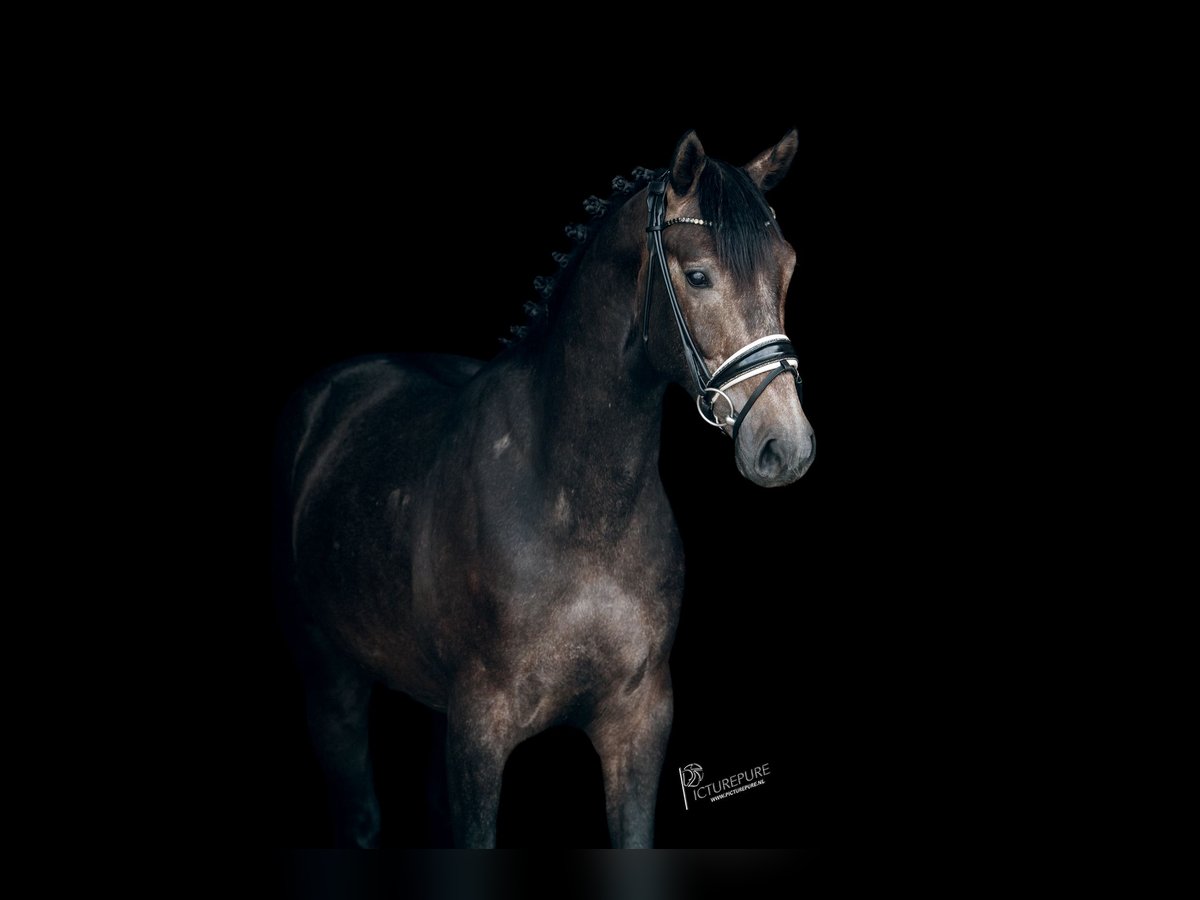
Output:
[277, 129, 814, 847]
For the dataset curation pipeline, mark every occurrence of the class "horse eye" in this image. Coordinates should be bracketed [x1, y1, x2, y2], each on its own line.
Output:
[686, 270, 711, 288]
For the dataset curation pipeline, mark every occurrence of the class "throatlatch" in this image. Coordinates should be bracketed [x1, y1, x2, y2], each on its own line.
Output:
[642, 171, 802, 446]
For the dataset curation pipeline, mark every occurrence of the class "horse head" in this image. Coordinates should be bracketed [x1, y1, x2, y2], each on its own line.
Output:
[642, 129, 815, 487]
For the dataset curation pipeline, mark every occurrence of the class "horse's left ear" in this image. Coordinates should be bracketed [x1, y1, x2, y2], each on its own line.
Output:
[744, 128, 799, 192]
[670, 130, 707, 195]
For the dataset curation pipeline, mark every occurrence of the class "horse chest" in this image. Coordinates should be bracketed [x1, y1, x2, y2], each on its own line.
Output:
[523, 569, 674, 669]
[492, 574, 671, 725]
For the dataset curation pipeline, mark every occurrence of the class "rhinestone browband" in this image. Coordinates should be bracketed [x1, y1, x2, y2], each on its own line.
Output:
[663, 209, 776, 229]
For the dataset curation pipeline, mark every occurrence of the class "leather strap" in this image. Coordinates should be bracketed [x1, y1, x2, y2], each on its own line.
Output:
[644, 173, 712, 401]
[708, 335, 798, 391]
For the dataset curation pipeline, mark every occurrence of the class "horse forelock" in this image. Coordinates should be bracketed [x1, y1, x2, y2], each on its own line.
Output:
[694, 159, 780, 290]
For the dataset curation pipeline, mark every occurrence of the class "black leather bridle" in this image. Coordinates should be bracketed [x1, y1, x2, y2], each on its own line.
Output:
[642, 171, 803, 448]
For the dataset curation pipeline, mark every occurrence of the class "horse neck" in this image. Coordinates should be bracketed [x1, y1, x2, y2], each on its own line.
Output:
[526, 196, 667, 509]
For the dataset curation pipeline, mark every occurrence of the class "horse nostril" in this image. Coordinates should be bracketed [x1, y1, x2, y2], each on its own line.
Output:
[756, 438, 786, 478]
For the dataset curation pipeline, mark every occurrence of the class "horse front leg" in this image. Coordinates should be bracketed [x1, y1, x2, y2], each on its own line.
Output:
[445, 687, 518, 848]
[588, 668, 674, 848]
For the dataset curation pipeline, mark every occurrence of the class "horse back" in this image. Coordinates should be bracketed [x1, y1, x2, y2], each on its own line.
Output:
[281, 353, 479, 494]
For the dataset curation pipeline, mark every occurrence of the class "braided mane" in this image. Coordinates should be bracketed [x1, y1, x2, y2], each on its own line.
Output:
[500, 166, 658, 346]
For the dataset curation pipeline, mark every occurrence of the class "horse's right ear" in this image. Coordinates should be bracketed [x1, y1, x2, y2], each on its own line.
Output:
[669, 130, 707, 195]
[744, 128, 799, 192]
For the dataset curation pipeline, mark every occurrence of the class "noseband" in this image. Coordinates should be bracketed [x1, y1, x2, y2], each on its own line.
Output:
[642, 172, 803, 448]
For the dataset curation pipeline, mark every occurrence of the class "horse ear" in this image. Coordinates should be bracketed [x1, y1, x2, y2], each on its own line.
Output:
[744, 128, 799, 192]
[669, 130, 707, 195]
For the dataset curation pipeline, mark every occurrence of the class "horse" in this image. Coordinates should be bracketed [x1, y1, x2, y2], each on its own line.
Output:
[276, 129, 815, 848]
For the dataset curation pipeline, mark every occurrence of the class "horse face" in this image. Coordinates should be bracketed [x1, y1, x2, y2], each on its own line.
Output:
[650, 130, 815, 487]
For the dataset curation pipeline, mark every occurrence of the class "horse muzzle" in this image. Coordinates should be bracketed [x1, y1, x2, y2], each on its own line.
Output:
[739, 423, 815, 487]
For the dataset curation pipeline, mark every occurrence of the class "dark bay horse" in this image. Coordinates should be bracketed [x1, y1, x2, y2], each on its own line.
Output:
[277, 129, 814, 848]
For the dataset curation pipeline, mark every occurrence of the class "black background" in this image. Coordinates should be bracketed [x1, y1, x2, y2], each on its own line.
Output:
[59, 28, 1113, 889]
[202, 90, 971, 853]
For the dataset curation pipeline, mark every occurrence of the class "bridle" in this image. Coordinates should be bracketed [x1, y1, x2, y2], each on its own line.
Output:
[642, 172, 803, 448]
